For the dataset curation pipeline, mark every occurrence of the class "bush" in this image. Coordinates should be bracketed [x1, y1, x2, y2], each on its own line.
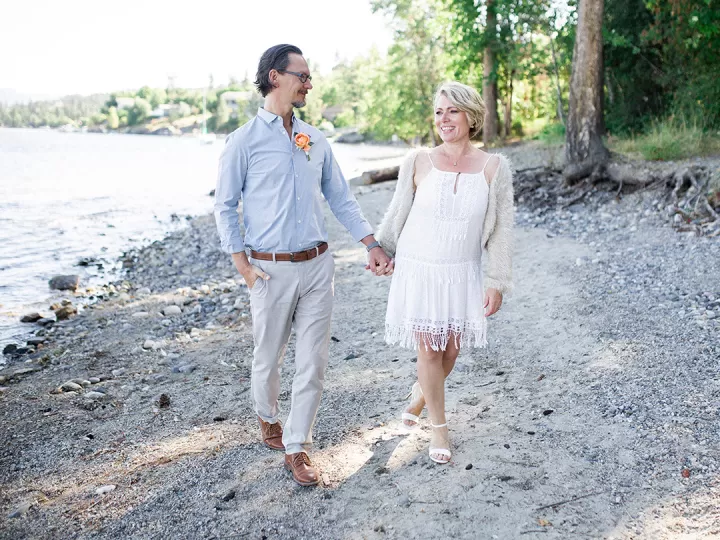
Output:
[534, 122, 566, 145]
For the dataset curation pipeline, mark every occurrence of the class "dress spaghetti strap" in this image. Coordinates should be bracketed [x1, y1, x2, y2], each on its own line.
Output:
[427, 150, 436, 169]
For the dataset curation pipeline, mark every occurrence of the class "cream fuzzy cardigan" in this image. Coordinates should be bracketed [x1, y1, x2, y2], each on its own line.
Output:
[376, 149, 515, 294]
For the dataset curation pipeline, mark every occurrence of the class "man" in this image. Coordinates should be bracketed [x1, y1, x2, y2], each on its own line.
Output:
[214, 44, 392, 487]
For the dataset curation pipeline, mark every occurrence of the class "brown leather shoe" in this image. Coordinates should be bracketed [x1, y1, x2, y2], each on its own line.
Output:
[258, 417, 285, 451]
[284, 452, 320, 487]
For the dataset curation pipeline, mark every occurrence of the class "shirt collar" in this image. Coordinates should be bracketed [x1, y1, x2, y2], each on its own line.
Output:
[257, 107, 296, 125]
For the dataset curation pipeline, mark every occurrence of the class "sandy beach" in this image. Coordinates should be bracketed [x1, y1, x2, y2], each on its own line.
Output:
[1, 143, 718, 539]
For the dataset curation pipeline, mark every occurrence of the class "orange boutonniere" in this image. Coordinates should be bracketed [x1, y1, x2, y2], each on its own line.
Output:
[293, 132, 314, 161]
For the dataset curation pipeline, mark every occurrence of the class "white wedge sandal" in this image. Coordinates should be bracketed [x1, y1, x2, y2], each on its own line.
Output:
[401, 381, 424, 428]
[429, 422, 452, 464]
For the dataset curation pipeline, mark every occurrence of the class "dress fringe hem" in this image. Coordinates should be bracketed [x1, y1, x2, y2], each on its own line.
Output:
[385, 321, 487, 352]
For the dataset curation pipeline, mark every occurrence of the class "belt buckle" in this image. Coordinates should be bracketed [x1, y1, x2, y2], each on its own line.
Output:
[289, 252, 296, 262]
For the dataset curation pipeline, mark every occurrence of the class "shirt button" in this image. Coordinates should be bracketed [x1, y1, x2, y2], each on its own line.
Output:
[297, 197, 301, 201]
[295, 174, 299, 178]
[297, 220, 302, 224]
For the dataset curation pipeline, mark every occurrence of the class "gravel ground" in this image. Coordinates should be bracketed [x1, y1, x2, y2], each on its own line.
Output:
[1, 142, 718, 539]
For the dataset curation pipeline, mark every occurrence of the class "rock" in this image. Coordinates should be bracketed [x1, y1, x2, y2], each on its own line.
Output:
[54, 305, 77, 321]
[88, 377, 101, 384]
[26, 338, 45, 347]
[136, 287, 152, 295]
[111, 368, 126, 377]
[84, 391, 106, 401]
[61, 381, 83, 392]
[142, 340, 156, 350]
[132, 312, 150, 318]
[7, 501, 32, 519]
[335, 131, 365, 144]
[12, 367, 39, 377]
[49, 275, 80, 291]
[36, 318, 55, 327]
[3, 344, 18, 355]
[220, 489, 236, 502]
[20, 312, 43, 323]
[172, 364, 197, 374]
[95, 485, 116, 495]
[162, 305, 182, 316]
[156, 393, 171, 408]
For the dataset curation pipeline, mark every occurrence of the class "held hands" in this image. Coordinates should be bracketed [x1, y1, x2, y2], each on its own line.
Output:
[365, 247, 394, 276]
[484, 288, 503, 317]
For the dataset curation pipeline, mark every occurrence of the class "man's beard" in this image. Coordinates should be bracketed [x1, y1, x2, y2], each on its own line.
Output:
[292, 99, 306, 109]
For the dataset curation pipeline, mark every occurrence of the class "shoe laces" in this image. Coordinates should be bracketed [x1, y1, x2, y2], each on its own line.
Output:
[294, 452, 312, 467]
[266, 422, 282, 437]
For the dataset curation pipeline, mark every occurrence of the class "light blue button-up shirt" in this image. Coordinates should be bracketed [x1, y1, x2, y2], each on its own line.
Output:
[213, 108, 373, 254]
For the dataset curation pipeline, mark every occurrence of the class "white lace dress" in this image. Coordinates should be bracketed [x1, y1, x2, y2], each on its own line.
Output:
[385, 155, 490, 351]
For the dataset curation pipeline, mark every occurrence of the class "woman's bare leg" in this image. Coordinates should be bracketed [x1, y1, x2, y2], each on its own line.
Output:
[403, 334, 461, 424]
[417, 343, 450, 461]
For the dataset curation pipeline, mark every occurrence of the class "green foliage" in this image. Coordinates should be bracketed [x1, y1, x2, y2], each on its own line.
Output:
[127, 97, 151, 126]
[610, 116, 720, 160]
[214, 95, 230, 129]
[106, 107, 119, 130]
[533, 121, 566, 146]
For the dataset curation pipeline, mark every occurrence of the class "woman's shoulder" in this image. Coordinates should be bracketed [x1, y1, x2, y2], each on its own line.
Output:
[480, 151, 514, 185]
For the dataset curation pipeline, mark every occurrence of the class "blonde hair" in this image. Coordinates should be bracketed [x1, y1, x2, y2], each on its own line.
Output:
[434, 82, 486, 138]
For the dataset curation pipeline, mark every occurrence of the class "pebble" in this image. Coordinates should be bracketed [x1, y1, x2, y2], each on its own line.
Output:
[36, 318, 55, 327]
[172, 364, 197, 374]
[61, 381, 83, 392]
[88, 377, 101, 384]
[84, 391, 106, 401]
[111, 368, 127, 377]
[132, 312, 150, 318]
[20, 313, 43, 323]
[7, 501, 31, 519]
[143, 340, 156, 350]
[162, 305, 182, 316]
[220, 489, 236, 502]
[3, 344, 17, 355]
[136, 287, 151, 295]
[95, 485, 116, 495]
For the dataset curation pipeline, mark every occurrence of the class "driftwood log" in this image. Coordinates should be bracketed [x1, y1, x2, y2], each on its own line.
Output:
[349, 166, 400, 186]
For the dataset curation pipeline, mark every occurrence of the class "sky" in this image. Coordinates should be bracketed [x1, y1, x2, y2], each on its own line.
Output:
[0, 0, 394, 99]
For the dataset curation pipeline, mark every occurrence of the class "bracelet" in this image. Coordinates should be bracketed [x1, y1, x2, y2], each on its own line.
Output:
[365, 240, 381, 252]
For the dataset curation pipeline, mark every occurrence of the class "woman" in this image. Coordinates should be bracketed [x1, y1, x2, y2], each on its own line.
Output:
[376, 81, 514, 464]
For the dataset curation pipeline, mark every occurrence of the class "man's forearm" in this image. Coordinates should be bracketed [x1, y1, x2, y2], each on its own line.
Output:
[231, 252, 252, 274]
[360, 234, 378, 247]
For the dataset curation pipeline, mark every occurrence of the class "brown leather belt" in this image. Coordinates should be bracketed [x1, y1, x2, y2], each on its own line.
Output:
[250, 242, 328, 263]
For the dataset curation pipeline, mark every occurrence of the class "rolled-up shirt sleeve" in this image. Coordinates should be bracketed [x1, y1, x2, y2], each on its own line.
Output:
[321, 145, 373, 242]
[213, 135, 247, 253]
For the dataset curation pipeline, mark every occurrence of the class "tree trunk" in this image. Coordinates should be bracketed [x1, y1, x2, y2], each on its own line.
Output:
[549, 27, 565, 125]
[503, 75, 513, 137]
[564, 0, 609, 182]
[483, 0, 499, 146]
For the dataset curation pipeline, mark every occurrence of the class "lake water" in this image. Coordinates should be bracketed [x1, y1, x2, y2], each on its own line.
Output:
[0, 128, 407, 353]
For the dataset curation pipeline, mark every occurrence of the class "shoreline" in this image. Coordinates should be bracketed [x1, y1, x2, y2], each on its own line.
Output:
[1, 143, 718, 538]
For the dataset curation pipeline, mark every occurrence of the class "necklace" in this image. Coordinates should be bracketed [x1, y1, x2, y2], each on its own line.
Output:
[441, 145, 472, 166]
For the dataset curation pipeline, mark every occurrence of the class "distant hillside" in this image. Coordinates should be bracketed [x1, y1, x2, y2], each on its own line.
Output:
[0, 88, 60, 105]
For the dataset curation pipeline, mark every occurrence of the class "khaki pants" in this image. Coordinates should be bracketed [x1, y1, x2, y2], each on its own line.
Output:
[247, 250, 335, 455]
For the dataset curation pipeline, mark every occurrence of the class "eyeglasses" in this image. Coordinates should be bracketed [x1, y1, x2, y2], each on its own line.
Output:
[278, 70, 312, 84]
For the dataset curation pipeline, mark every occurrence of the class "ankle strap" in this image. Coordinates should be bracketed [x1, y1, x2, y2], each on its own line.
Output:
[431, 422, 447, 428]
